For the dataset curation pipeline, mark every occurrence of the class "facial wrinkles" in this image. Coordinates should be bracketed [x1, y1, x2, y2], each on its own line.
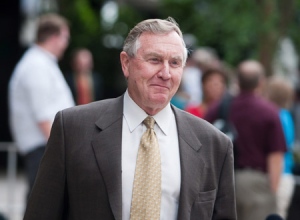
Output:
[140, 33, 184, 61]
[127, 32, 184, 114]
[134, 31, 186, 60]
[133, 51, 181, 84]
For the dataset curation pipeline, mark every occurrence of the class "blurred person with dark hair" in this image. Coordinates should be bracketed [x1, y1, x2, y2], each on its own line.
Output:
[8, 13, 74, 199]
[65, 48, 104, 105]
[205, 60, 286, 220]
[185, 68, 227, 118]
[265, 76, 295, 219]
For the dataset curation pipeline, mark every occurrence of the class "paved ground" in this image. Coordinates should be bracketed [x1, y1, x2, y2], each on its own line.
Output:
[0, 170, 27, 220]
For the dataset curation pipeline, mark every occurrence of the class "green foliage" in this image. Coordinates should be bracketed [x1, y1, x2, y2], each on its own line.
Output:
[74, 0, 99, 34]
[159, 0, 281, 66]
[60, 0, 101, 48]
[58, 0, 298, 93]
[59, 0, 146, 97]
[117, 5, 144, 30]
[289, 0, 300, 56]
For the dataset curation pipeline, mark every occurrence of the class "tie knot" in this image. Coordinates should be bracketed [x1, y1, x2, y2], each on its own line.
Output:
[143, 116, 155, 129]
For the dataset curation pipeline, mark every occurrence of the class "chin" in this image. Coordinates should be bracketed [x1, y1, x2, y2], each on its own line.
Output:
[149, 96, 169, 107]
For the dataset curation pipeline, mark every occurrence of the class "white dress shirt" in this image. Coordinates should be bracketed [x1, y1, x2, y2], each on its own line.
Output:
[8, 45, 75, 154]
[122, 90, 181, 220]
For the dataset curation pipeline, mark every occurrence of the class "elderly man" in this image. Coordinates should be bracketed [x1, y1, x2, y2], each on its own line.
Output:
[24, 17, 236, 220]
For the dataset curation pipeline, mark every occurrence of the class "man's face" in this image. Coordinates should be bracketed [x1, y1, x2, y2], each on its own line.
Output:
[54, 26, 70, 59]
[120, 31, 185, 115]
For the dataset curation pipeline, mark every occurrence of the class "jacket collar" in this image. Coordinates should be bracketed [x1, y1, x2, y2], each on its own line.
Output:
[92, 96, 204, 220]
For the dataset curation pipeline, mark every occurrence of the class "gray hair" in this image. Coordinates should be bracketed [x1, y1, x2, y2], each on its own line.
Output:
[123, 17, 188, 64]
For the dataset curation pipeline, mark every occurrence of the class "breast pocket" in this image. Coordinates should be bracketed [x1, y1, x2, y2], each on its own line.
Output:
[190, 189, 216, 220]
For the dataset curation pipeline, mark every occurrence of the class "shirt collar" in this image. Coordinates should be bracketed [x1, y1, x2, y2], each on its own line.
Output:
[33, 44, 58, 62]
[123, 90, 173, 135]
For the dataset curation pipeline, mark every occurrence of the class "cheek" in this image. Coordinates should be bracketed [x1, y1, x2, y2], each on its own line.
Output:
[129, 62, 149, 80]
[203, 84, 211, 94]
[173, 72, 183, 88]
[129, 74, 147, 94]
[215, 82, 225, 92]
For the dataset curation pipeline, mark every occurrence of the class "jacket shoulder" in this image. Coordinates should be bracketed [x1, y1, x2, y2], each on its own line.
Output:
[59, 96, 123, 123]
[173, 106, 231, 144]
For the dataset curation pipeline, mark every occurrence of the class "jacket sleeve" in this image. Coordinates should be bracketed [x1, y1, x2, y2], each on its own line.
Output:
[213, 139, 237, 220]
[24, 111, 67, 220]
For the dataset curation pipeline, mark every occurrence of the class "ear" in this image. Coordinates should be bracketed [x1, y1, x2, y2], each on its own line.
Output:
[120, 51, 130, 78]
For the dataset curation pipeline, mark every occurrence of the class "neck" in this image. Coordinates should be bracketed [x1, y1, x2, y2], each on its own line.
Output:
[37, 42, 58, 59]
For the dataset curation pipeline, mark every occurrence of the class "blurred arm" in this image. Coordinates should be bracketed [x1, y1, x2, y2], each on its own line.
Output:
[213, 139, 237, 219]
[267, 151, 283, 193]
[38, 120, 52, 139]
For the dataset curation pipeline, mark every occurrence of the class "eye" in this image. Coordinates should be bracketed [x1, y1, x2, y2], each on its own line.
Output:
[149, 57, 160, 64]
[170, 59, 182, 68]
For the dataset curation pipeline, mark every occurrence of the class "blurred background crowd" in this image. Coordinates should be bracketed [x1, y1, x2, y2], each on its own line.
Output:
[1, 0, 300, 219]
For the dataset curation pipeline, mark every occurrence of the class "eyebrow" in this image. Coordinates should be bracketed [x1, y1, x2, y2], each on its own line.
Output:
[144, 52, 183, 61]
[143, 52, 161, 58]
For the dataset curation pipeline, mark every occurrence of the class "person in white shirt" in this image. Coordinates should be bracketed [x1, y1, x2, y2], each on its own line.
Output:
[23, 17, 236, 220]
[8, 13, 74, 199]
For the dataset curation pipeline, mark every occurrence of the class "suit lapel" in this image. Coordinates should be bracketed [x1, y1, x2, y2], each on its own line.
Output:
[172, 107, 206, 220]
[91, 101, 206, 220]
[91, 96, 124, 220]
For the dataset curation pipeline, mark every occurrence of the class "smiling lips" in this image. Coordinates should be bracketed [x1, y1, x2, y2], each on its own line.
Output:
[150, 83, 170, 90]
[151, 85, 170, 93]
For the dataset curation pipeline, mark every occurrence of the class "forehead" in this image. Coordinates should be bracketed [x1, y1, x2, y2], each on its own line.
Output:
[207, 73, 223, 80]
[137, 31, 185, 58]
[77, 50, 91, 58]
[59, 26, 69, 35]
[240, 62, 263, 75]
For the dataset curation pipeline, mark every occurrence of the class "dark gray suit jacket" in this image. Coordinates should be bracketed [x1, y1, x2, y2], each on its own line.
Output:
[24, 96, 236, 220]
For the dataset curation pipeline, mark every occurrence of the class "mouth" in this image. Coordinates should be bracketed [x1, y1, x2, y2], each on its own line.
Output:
[151, 84, 170, 90]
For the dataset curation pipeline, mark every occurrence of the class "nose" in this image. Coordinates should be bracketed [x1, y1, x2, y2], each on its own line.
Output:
[158, 61, 171, 80]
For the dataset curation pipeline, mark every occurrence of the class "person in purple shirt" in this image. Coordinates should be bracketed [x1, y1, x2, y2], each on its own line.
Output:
[205, 60, 286, 220]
